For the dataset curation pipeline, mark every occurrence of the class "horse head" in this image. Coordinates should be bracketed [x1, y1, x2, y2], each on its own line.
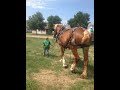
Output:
[53, 24, 63, 38]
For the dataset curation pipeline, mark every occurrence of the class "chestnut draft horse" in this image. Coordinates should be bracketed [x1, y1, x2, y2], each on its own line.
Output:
[53, 24, 92, 78]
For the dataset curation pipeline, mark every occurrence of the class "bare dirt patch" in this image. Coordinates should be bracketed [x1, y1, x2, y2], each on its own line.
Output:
[26, 35, 53, 39]
[32, 69, 82, 89]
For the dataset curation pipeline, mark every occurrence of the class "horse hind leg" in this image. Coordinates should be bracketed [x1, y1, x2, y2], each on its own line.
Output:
[80, 47, 89, 79]
[62, 56, 68, 68]
[70, 47, 80, 72]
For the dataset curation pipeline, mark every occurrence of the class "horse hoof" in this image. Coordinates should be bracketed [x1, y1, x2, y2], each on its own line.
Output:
[70, 69, 76, 73]
[63, 65, 68, 68]
[59, 60, 62, 62]
[80, 74, 87, 79]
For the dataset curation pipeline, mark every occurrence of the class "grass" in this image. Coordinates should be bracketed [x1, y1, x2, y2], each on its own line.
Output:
[26, 37, 94, 90]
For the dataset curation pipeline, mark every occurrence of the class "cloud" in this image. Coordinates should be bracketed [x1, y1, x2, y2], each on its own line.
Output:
[26, 0, 55, 9]
[61, 20, 67, 24]
[26, 16, 28, 20]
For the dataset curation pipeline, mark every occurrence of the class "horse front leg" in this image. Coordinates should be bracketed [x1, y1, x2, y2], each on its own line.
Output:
[59, 45, 67, 68]
[80, 47, 89, 79]
[59, 45, 64, 62]
[70, 47, 80, 72]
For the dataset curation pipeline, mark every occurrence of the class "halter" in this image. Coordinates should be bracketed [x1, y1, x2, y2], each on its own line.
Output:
[54, 25, 65, 39]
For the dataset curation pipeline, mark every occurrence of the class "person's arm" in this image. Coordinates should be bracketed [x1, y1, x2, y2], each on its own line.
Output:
[49, 41, 53, 48]
[43, 41, 45, 47]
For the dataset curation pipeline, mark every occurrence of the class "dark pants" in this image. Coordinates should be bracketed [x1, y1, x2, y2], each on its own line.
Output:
[44, 48, 49, 57]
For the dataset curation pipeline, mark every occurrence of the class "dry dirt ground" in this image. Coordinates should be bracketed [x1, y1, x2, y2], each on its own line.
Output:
[26, 35, 53, 39]
[32, 69, 83, 90]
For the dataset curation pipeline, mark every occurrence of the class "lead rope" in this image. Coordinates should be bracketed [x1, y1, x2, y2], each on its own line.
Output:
[51, 37, 57, 55]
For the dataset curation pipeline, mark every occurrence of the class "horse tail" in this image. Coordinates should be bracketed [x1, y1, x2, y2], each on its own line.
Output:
[81, 30, 91, 44]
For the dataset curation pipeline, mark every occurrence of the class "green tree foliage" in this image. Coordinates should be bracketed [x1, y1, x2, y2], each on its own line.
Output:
[47, 15, 62, 34]
[27, 12, 46, 31]
[68, 11, 90, 28]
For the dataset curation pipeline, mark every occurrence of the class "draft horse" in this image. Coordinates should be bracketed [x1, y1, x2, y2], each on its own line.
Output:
[53, 24, 92, 78]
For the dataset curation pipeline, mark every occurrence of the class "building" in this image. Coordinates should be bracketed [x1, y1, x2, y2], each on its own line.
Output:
[87, 22, 94, 30]
[87, 22, 94, 42]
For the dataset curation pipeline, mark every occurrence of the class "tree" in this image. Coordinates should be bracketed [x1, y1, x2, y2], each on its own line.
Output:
[68, 11, 90, 28]
[67, 18, 77, 28]
[47, 15, 62, 34]
[27, 12, 46, 34]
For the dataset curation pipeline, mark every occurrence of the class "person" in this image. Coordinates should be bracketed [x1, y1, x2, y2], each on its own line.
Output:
[88, 27, 94, 42]
[43, 37, 51, 57]
[89, 27, 94, 33]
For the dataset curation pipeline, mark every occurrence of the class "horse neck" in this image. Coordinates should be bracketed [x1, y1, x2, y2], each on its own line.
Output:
[58, 29, 73, 48]
[59, 29, 73, 40]
[57, 28, 68, 36]
[56, 26, 63, 35]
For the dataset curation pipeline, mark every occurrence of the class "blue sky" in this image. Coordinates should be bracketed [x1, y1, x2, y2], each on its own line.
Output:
[26, 0, 94, 24]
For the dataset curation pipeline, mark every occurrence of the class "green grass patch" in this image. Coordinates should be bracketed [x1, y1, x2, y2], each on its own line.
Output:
[26, 37, 94, 90]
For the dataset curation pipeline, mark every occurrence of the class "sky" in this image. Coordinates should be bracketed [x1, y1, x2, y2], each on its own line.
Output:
[26, 0, 94, 24]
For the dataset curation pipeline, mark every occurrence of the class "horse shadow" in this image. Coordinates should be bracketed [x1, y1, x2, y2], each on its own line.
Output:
[48, 53, 59, 58]
[68, 59, 94, 79]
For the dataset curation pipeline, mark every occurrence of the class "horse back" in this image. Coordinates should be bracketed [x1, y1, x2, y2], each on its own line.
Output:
[58, 27, 92, 48]
[71, 27, 92, 46]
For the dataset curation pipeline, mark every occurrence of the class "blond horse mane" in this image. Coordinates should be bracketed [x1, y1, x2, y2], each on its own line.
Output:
[54, 24, 63, 30]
